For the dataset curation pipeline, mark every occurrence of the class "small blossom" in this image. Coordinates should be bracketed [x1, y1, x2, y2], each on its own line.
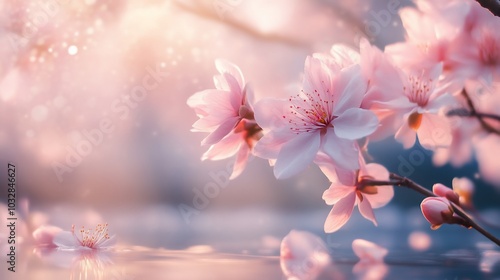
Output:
[320, 159, 393, 233]
[393, 64, 455, 150]
[187, 59, 259, 178]
[280, 230, 331, 280]
[53, 224, 115, 250]
[420, 197, 455, 229]
[32, 225, 62, 247]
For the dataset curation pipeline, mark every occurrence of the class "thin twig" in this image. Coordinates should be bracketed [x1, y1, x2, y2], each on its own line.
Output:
[359, 173, 500, 246]
[460, 89, 500, 135]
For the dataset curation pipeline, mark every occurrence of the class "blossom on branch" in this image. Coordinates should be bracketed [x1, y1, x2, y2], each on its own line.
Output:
[187, 60, 260, 179]
[320, 158, 393, 233]
[254, 56, 378, 179]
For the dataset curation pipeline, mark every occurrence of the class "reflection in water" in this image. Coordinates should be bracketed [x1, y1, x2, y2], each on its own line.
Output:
[34, 247, 131, 280]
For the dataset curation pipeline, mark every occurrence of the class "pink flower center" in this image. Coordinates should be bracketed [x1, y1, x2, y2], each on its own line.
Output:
[72, 223, 111, 249]
[403, 74, 432, 107]
[283, 87, 336, 134]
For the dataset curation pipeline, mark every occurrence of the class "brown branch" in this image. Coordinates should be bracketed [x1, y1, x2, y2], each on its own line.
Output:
[359, 173, 500, 246]
[459, 89, 500, 135]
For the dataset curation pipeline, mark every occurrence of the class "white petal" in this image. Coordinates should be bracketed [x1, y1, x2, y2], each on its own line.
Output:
[53, 231, 80, 249]
[324, 191, 356, 233]
[274, 132, 321, 179]
[333, 108, 379, 140]
[322, 185, 355, 205]
[417, 114, 452, 150]
[321, 130, 359, 170]
[394, 122, 417, 149]
[358, 197, 377, 226]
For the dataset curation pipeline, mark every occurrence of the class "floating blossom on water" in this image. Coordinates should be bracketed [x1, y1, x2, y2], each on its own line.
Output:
[254, 56, 378, 179]
[187, 59, 260, 178]
[32, 225, 62, 247]
[53, 224, 115, 250]
[352, 239, 388, 280]
[280, 230, 331, 280]
[321, 159, 393, 233]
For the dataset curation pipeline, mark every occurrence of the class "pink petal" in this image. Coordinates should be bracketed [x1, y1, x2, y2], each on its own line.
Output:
[420, 197, 452, 229]
[322, 185, 355, 205]
[333, 108, 378, 140]
[253, 98, 288, 130]
[358, 196, 377, 226]
[201, 117, 240, 146]
[280, 230, 331, 280]
[417, 114, 452, 150]
[361, 163, 389, 181]
[324, 191, 356, 233]
[330, 44, 360, 66]
[32, 225, 62, 247]
[202, 132, 242, 161]
[253, 129, 290, 159]
[426, 92, 457, 112]
[315, 153, 356, 184]
[321, 130, 359, 170]
[394, 121, 417, 149]
[274, 132, 321, 179]
[332, 65, 367, 116]
[302, 56, 334, 99]
[215, 59, 245, 89]
[365, 186, 394, 209]
[229, 144, 251, 179]
[221, 72, 244, 111]
[352, 239, 388, 262]
[432, 183, 460, 204]
[53, 231, 80, 249]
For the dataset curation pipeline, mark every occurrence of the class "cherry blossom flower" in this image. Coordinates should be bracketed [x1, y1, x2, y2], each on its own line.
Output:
[352, 239, 388, 280]
[321, 160, 393, 233]
[254, 56, 378, 179]
[280, 230, 331, 280]
[187, 59, 260, 178]
[188, 59, 254, 145]
[53, 224, 115, 250]
[446, 1, 500, 84]
[393, 64, 455, 150]
[388, 0, 500, 86]
[32, 225, 62, 248]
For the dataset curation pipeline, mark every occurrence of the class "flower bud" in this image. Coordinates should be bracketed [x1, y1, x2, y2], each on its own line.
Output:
[420, 197, 454, 230]
[432, 183, 460, 205]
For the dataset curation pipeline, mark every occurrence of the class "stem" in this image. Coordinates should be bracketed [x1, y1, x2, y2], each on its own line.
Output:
[359, 173, 500, 246]
[459, 89, 500, 135]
